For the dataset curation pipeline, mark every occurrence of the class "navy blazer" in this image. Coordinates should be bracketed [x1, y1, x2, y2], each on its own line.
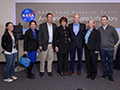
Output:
[24, 29, 39, 51]
[38, 22, 57, 51]
[1, 31, 18, 52]
[68, 23, 86, 49]
[84, 28, 100, 51]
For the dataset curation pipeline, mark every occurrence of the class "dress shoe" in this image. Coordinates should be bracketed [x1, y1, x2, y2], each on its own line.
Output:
[101, 74, 108, 79]
[63, 72, 67, 76]
[48, 72, 53, 77]
[27, 74, 35, 79]
[108, 76, 114, 82]
[86, 75, 91, 79]
[77, 71, 81, 75]
[91, 75, 96, 80]
[30, 72, 35, 77]
[68, 71, 74, 76]
[39, 72, 44, 77]
[60, 72, 64, 76]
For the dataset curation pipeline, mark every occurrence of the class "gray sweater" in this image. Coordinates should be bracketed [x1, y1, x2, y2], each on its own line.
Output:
[98, 25, 119, 50]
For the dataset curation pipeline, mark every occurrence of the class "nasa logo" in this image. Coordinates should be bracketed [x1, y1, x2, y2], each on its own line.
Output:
[21, 8, 37, 22]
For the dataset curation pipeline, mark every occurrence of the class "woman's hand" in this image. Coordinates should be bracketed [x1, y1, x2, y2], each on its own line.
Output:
[37, 49, 39, 52]
[95, 51, 99, 54]
[55, 47, 59, 52]
[24, 51, 27, 54]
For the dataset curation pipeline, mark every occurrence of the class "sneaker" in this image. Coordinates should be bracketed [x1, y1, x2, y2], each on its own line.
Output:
[11, 76, 17, 80]
[4, 78, 13, 82]
[101, 74, 108, 79]
[108, 76, 114, 82]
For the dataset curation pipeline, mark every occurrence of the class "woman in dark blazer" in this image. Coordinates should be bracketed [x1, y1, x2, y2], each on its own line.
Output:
[1, 22, 18, 82]
[24, 20, 39, 79]
[54, 17, 71, 76]
[84, 19, 100, 80]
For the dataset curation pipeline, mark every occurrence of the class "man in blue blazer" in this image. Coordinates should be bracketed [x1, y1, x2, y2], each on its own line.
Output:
[68, 14, 86, 76]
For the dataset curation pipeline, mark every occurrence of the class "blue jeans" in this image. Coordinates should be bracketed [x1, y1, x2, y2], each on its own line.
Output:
[70, 48, 83, 71]
[99, 48, 114, 76]
[4, 53, 17, 79]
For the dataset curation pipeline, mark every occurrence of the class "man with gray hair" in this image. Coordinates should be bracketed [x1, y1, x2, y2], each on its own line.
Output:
[68, 14, 86, 76]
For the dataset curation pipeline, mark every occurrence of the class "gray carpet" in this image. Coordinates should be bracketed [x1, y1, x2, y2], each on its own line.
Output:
[0, 62, 120, 90]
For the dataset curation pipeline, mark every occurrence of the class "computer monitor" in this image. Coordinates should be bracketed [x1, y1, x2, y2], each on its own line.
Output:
[13, 25, 23, 39]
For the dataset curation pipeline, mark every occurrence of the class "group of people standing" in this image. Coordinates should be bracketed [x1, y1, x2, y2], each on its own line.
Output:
[1, 13, 119, 83]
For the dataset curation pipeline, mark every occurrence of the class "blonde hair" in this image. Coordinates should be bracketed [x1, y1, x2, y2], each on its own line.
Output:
[87, 19, 96, 28]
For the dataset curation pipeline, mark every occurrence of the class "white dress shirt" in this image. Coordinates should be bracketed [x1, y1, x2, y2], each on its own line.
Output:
[47, 23, 53, 43]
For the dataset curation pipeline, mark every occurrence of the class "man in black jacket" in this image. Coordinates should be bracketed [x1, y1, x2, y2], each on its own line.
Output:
[38, 13, 57, 77]
[68, 14, 86, 76]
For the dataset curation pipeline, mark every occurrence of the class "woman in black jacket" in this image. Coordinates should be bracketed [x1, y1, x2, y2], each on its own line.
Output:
[84, 19, 100, 80]
[24, 20, 39, 79]
[1, 22, 18, 82]
[54, 17, 71, 76]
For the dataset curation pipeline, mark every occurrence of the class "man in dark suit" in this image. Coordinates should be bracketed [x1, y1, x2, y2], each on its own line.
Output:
[38, 13, 57, 77]
[68, 14, 86, 76]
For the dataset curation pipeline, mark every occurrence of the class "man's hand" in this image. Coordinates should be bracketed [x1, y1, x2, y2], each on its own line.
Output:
[24, 51, 27, 54]
[39, 46, 42, 50]
[55, 47, 59, 52]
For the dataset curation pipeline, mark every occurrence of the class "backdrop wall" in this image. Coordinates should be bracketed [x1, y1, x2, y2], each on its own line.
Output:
[0, 0, 120, 62]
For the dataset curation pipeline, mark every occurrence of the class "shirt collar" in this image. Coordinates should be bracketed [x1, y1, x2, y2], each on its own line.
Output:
[73, 22, 79, 26]
[88, 28, 93, 32]
[102, 24, 108, 30]
[47, 22, 52, 27]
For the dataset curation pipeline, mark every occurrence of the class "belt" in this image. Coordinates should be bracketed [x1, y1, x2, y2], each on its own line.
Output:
[48, 42, 52, 44]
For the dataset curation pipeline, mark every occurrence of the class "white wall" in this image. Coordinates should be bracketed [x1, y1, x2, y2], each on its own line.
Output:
[0, 0, 120, 62]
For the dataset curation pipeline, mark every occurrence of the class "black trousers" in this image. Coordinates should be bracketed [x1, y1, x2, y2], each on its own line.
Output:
[57, 53, 68, 73]
[85, 46, 98, 76]
[27, 63, 34, 75]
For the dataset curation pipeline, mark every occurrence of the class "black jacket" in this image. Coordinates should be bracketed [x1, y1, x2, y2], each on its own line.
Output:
[84, 28, 100, 51]
[1, 31, 18, 52]
[24, 29, 39, 51]
[68, 23, 86, 49]
[54, 25, 71, 54]
[38, 22, 57, 51]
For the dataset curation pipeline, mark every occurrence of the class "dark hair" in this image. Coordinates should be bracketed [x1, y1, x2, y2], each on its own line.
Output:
[29, 20, 37, 26]
[59, 17, 68, 24]
[4, 22, 13, 33]
[46, 13, 53, 18]
[101, 15, 108, 20]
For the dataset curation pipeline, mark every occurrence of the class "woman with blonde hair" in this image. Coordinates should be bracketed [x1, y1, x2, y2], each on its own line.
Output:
[84, 19, 100, 80]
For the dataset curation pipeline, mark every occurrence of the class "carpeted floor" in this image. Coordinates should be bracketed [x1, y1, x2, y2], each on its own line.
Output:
[0, 62, 120, 90]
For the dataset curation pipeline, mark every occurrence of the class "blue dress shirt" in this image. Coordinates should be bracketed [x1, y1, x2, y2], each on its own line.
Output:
[73, 23, 80, 35]
[85, 29, 93, 44]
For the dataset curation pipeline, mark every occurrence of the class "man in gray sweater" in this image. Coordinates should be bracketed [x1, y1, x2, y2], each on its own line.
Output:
[98, 15, 119, 82]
